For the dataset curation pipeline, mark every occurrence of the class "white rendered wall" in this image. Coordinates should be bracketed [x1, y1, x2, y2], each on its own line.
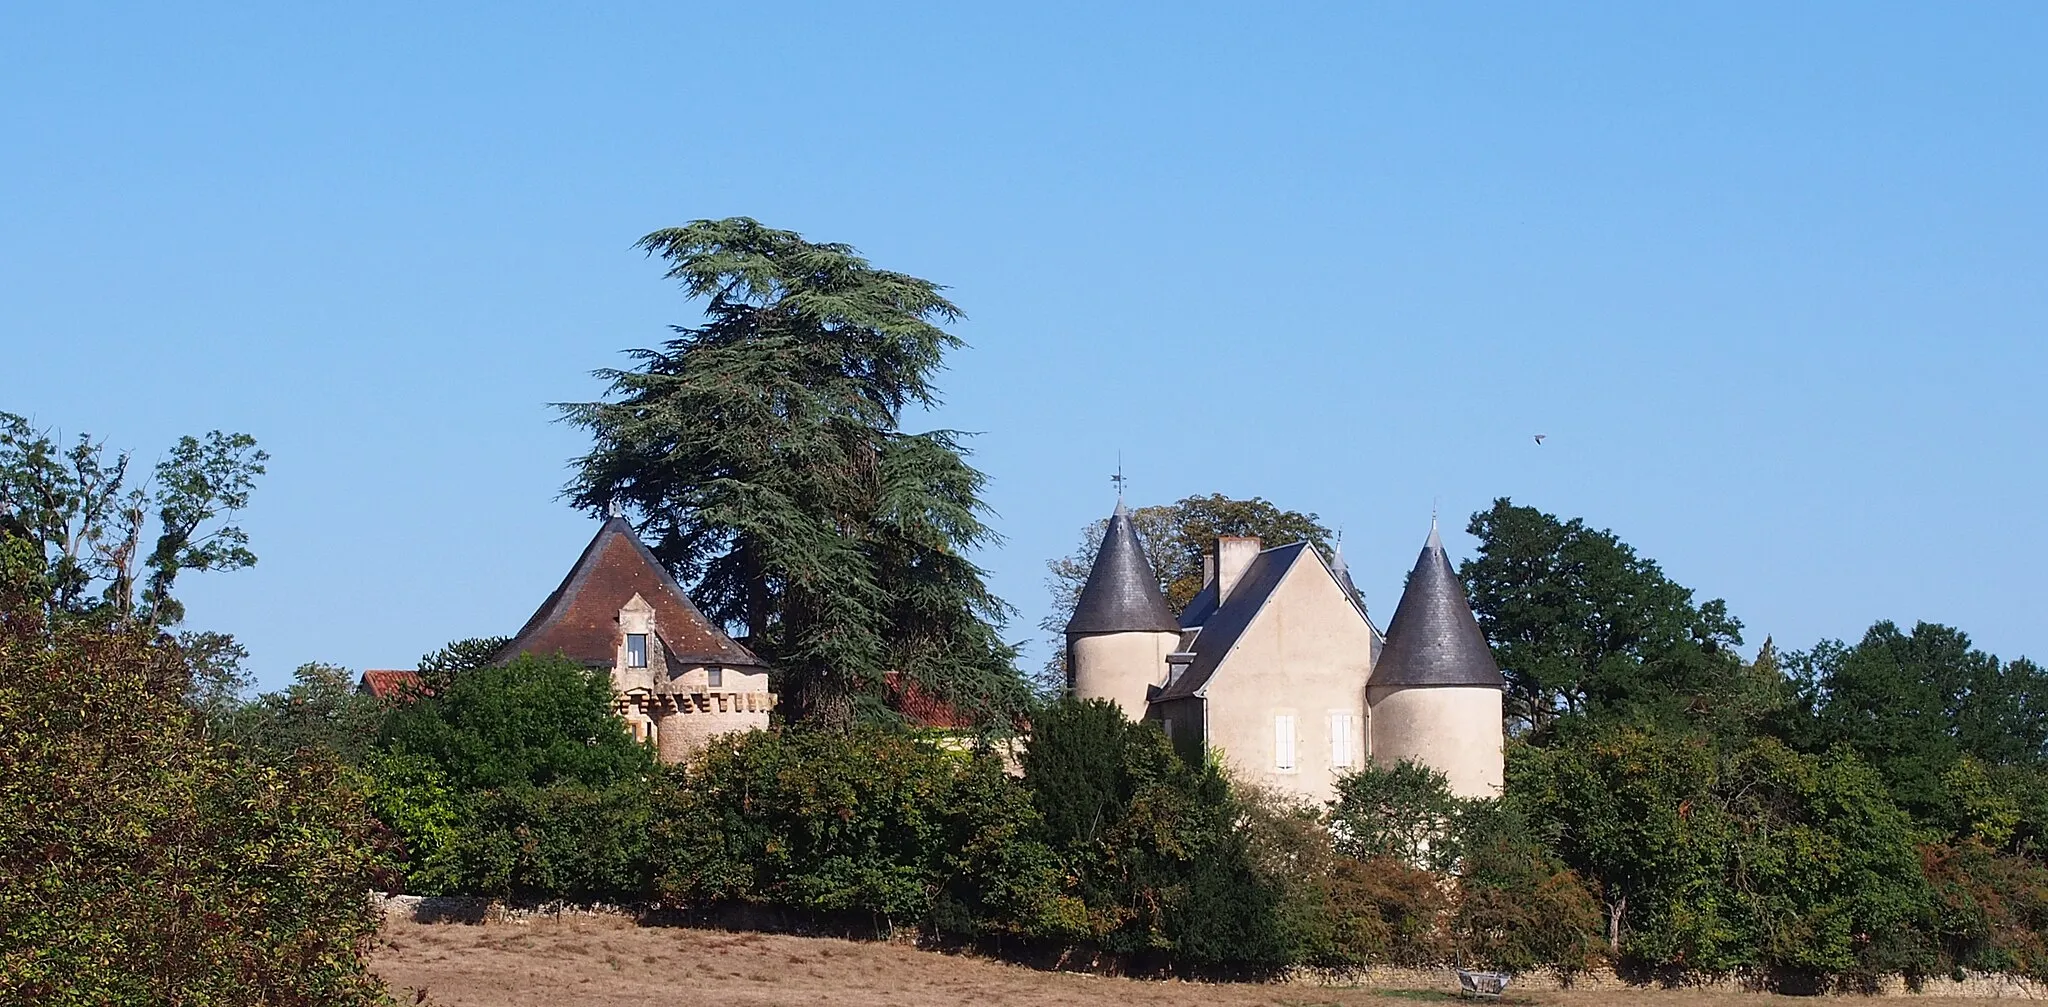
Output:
[1070, 631, 1178, 718]
[1197, 559, 1374, 807]
[1365, 685, 1504, 798]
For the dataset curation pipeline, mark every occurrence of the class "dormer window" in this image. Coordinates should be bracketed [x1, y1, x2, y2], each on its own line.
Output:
[626, 633, 648, 668]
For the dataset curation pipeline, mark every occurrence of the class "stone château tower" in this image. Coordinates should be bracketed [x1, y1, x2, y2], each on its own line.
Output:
[1064, 499, 1181, 717]
[1366, 521, 1506, 797]
[497, 515, 775, 763]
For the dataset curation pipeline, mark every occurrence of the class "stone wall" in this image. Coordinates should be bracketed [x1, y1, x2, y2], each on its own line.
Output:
[1289, 964, 2048, 999]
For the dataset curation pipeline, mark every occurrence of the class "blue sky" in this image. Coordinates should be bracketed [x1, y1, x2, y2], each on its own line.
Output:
[4, 3, 2043, 689]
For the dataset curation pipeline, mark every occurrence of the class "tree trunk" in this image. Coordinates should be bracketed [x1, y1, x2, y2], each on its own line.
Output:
[1607, 891, 1626, 956]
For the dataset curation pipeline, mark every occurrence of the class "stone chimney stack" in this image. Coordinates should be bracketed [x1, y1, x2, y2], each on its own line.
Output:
[1202, 551, 1216, 589]
[1216, 536, 1262, 603]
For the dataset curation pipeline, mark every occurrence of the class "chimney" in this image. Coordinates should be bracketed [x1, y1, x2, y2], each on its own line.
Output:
[1201, 551, 1216, 589]
[1216, 536, 1262, 603]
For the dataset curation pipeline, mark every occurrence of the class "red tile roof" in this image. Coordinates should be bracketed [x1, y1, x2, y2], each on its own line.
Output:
[498, 516, 765, 669]
[884, 671, 979, 730]
[358, 669, 424, 701]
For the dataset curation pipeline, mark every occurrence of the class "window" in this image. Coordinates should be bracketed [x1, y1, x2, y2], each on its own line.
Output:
[1330, 713, 1356, 768]
[626, 633, 648, 668]
[1160, 717, 1175, 740]
[707, 666, 723, 688]
[1274, 714, 1297, 771]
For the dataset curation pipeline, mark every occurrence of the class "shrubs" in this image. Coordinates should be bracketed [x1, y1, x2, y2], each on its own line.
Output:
[379, 654, 656, 791]
[655, 728, 1069, 933]
[1327, 760, 1603, 972]
[1021, 699, 1288, 960]
[0, 605, 391, 1005]
[371, 653, 659, 900]
[1923, 840, 2048, 979]
[341, 667, 2048, 983]
[442, 781, 654, 900]
[1452, 802, 1603, 972]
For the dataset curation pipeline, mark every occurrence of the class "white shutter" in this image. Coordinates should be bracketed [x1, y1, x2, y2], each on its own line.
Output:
[1330, 713, 1355, 768]
[1275, 714, 1297, 770]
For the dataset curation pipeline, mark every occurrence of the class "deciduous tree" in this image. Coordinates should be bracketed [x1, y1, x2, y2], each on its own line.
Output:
[1789, 621, 2048, 820]
[0, 412, 264, 630]
[0, 578, 390, 1005]
[1459, 498, 1745, 735]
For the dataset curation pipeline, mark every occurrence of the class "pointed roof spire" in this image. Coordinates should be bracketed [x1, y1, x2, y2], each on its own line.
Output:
[1066, 499, 1179, 635]
[1373, 520, 1504, 688]
[1330, 531, 1362, 605]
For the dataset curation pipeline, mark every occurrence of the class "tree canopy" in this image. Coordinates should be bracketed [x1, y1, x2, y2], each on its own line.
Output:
[0, 413, 265, 630]
[1788, 621, 2048, 820]
[0, 568, 389, 1005]
[563, 218, 1025, 729]
[1458, 498, 1747, 735]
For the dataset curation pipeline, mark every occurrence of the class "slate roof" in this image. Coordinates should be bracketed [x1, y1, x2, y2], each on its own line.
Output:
[1370, 524, 1505, 689]
[1151, 541, 1310, 701]
[1065, 500, 1180, 635]
[498, 516, 766, 668]
[1177, 581, 1218, 629]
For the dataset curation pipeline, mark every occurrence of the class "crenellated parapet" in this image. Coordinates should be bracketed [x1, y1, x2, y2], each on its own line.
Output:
[618, 689, 778, 717]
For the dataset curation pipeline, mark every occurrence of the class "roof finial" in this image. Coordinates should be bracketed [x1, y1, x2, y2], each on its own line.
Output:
[607, 498, 625, 520]
[1426, 500, 1443, 551]
[1110, 453, 1127, 501]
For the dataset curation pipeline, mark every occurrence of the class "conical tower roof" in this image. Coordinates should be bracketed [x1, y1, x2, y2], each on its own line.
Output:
[1373, 522, 1504, 688]
[1330, 537, 1363, 608]
[1065, 500, 1179, 635]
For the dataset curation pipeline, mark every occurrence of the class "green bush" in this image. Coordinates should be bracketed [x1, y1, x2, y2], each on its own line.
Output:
[370, 652, 660, 901]
[1452, 801, 1603, 972]
[1022, 698, 1297, 965]
[1328, 759, 1465, 870]
[378, 653, 655, 791]
[359, 750, 463, 894]
[1923, 841, 2048, 979]
[654, 728, 1070, 933]
[442, 781, 655, 901]
[0, 607, 391, 1006]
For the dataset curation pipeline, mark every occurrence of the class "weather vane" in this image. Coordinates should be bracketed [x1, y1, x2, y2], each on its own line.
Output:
[1111, 453, 1127, 499]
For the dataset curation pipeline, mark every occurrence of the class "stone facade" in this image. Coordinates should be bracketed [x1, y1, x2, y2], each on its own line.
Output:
[498, 516, 776, 764]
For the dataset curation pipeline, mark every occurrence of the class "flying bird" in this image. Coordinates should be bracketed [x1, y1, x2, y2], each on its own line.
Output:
[1533, 434, 1547, 445]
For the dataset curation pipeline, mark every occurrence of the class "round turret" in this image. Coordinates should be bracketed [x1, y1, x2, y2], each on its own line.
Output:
[1065, 500, 1180, 718]
[1366, 522, 1506, 797]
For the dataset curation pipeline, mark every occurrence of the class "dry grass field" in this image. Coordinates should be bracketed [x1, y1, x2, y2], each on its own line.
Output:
[370, 914, 2031, 1006]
